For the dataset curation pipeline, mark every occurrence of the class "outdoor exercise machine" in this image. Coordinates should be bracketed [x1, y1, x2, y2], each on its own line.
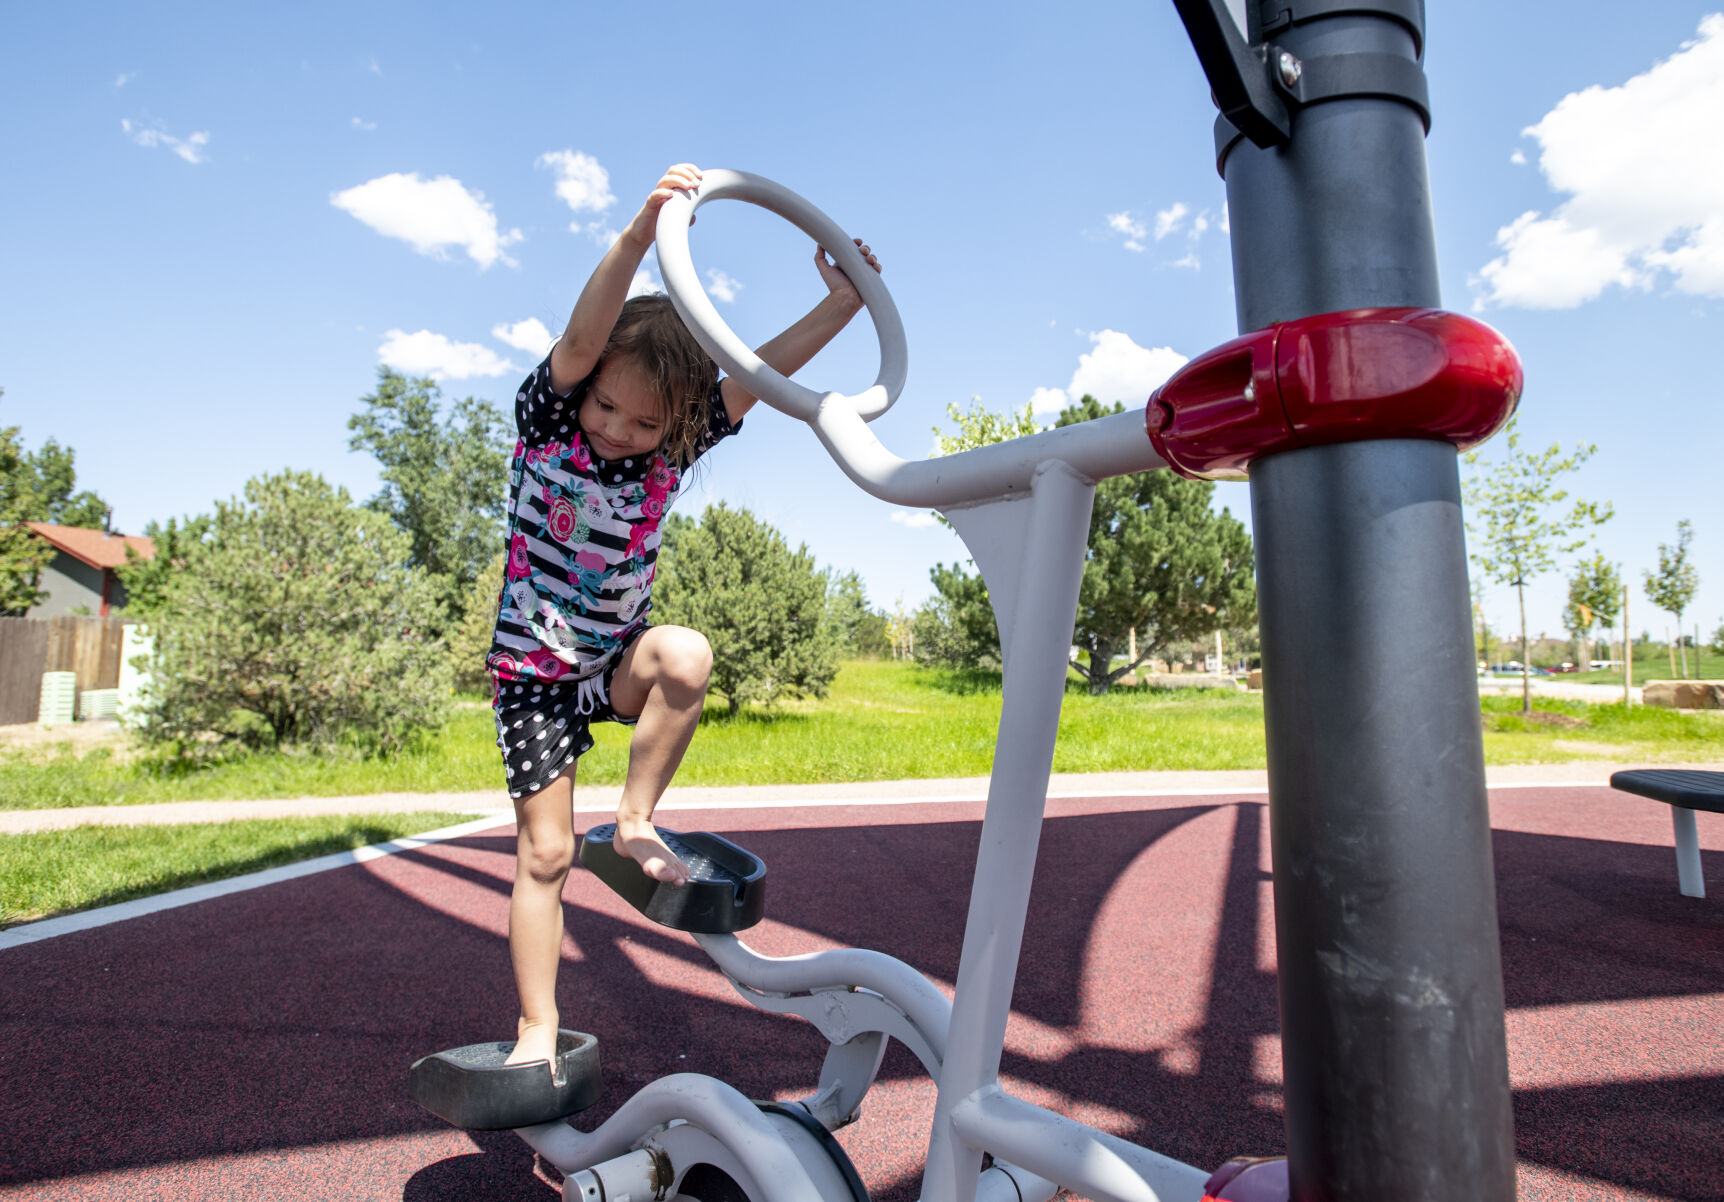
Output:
[409, 2, 1525, 1199]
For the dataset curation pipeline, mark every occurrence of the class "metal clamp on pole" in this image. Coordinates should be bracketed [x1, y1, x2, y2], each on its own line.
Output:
[1179, 0, 1434, 174]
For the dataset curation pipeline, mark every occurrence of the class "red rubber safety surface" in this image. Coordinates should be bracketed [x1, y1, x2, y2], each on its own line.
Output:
[2, 787, 1720, 1201]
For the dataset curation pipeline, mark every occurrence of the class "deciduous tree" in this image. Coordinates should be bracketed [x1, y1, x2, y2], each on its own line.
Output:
[348, 369, 512, 632]
[652, 504, 841, 715]
[1463, 417, 1612, 712]
[1, 388, 113, 612]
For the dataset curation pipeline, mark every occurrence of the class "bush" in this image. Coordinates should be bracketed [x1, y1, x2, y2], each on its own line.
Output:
[132, 470, 453, 756]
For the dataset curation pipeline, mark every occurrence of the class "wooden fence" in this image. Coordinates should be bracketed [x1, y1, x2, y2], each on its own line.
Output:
[0, 617, 131, 725]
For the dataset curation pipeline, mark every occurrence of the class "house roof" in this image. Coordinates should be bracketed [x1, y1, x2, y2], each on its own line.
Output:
[25, 523, 156, 571]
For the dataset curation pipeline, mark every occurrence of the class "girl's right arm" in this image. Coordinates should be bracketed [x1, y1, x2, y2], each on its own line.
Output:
[548, 164, 703, 395]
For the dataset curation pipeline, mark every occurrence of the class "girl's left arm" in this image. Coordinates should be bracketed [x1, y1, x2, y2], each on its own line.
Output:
[720, 240, 881, 426]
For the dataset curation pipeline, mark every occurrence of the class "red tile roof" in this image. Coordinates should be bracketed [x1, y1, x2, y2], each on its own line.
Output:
[25, 523, 156, 571]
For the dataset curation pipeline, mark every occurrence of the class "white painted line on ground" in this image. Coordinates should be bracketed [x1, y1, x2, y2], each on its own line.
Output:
[0, 812, 510, 951]
[0, 777, 1635, 949]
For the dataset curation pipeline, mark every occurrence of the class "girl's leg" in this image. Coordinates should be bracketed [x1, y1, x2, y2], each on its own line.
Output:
[503, 763, 577, 1068]
[608, 625, 713, 884]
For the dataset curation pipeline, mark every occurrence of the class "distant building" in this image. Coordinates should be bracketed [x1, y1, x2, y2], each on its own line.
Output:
[23, 523, 156, 618]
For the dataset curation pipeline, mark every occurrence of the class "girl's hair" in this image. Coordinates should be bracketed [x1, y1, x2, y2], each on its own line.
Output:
[600, 294, 720, 470]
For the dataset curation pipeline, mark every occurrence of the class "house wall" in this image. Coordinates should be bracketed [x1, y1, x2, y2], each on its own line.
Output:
[26, 553, 119, 618]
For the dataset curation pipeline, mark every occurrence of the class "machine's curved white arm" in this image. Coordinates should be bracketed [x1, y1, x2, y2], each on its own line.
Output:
[655, 169, 1168, 511]
[657, 170, 907, 423]
[812, 393, 1166, 510]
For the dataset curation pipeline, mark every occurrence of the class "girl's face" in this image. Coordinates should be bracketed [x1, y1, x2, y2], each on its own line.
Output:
[579, 356, 668, 460]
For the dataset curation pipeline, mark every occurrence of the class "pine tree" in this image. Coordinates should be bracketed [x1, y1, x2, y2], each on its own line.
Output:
[923, 395, 1256, 692]
[651, 503, 841, 715]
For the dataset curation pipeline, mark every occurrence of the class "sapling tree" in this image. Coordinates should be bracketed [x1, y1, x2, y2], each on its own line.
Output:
[1462, 417, 1613, 712]
[1563, 554, 1623, 673]
[1643, 519, 1700, 678]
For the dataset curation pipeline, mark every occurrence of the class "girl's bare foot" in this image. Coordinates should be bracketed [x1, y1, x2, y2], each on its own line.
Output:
[504, 1016, 560, 1070]
[614, 817, 690, 884]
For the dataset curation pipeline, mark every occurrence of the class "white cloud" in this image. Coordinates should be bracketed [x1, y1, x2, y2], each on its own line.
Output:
[890, 510, 939, 529]
[113, 72, 136, 88]
[627, 269, 662, 298]
[492, 317, 555, 354]
[331, 173, 523, 270]
[1154, 202, 1190, 240]
[120, 118, 208, 164]
[538, 150, 616, 216]
[1474, 14, 1724, 308]
[364, 55, 382, 76]
[1509, 149, 1527, 165]
[1107, 211, 1147, 252]
[1475, 212, 1641, 308]
[1028, 386, 1069, 417]
[1066, 330, 1188, 407]
[378, 329, 516, 380]
[705, 268, 743, 303]
[351, 116, 377, 131]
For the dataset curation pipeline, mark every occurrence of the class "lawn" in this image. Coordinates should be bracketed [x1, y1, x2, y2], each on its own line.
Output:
[1567, 651, 1724, 687]
[0, 811, 479, 927]
[2, 659, 1719, 812]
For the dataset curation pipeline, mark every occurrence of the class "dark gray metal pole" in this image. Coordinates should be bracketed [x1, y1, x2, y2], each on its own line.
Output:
[1216, 4, 1519, 1198]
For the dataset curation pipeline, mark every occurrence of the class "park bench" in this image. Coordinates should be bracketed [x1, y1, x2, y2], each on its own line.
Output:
[1608, 769, 1724, 898]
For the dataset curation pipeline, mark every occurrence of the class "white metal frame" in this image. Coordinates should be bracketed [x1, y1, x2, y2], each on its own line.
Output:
[517, 170, 1210, 1202]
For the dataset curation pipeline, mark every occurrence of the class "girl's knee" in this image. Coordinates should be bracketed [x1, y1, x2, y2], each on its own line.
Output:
[518, 826, 576, 885]
[653, 627, 712, 690]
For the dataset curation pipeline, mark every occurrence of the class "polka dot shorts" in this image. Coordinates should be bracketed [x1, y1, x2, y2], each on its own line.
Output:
[492, 654, 639, 801]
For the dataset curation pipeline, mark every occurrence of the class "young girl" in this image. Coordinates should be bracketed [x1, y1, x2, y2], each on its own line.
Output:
[487, 163, 880, 1069]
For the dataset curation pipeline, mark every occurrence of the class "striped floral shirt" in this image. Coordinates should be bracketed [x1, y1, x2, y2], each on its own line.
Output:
[486, 355, 738, 683]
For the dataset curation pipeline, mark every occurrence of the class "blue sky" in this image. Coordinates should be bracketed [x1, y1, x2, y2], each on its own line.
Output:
[2, 0, 1718, 648]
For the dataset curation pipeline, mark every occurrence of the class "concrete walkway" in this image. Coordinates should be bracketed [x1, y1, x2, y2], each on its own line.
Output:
[8, 761, 1722, 834]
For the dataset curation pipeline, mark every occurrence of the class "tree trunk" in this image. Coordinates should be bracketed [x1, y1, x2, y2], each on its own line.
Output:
[1518, 580, 1531, 714]
[1086, 636, 1118, 695]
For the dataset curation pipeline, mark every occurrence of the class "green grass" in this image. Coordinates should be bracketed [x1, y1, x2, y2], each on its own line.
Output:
[3, 660, 1720, 812]
[0, 811, 479, 927]
[1478, 693, 1724, 763]
[1567, 652, 1724, 686]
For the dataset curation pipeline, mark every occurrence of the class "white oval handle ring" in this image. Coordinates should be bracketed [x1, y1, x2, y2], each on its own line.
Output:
[655, 169, 908, 424]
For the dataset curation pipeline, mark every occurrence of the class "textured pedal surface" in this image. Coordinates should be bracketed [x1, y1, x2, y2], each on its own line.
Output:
[579, 825, 767, 932]
[408, 1029, 601, 1130]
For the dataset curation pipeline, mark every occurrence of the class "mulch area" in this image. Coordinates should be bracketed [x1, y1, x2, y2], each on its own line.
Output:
[0, 787, 1719, 1200]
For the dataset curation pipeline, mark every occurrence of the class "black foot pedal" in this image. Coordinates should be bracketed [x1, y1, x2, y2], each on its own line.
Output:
[579, 825, 766, 933]
[408, 1029, 601, 1130]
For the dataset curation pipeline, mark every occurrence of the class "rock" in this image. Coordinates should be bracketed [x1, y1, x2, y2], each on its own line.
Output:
[1248, 669, 1263, 691]
[1642, 680, 1724, 710]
